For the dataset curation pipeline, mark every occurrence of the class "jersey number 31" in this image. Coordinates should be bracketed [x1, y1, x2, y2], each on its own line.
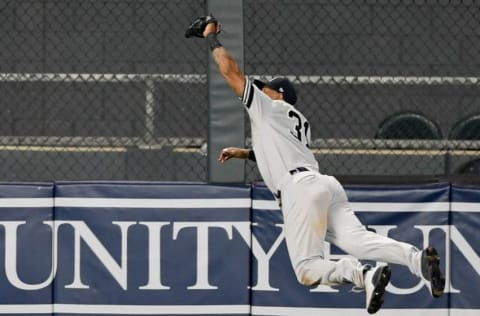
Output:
[288, 110, 310, 147]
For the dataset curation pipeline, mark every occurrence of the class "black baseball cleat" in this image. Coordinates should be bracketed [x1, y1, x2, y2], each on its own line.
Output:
[421, 247, 445, 297]
[364, 265, 392, 314]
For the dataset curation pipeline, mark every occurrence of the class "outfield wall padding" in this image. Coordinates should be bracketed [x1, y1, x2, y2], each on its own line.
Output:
[0, 182, 476, 316]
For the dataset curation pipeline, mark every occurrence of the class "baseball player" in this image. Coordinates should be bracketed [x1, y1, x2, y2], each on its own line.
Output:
[186, 16, 445, 314]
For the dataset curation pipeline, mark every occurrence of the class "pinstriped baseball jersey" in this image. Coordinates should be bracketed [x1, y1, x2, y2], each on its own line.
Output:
[241, 77, 319, 193]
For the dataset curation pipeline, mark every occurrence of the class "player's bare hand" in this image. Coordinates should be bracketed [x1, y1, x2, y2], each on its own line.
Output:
[218, 147, 235, 163]
[218, 147, 245, 163]
[203, 21, 221, 38]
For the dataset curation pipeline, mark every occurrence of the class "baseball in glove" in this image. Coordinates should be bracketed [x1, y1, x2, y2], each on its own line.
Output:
[185, 15, 218, 38]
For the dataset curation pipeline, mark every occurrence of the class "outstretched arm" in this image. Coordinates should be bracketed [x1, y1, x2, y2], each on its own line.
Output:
[203, 23, 246, 97]
[219, 147, 256, 163]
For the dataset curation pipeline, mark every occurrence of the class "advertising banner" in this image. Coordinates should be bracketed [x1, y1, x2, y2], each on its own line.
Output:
[0, 183, 54, 315]
[53, 182, 252, 316]
[251, 182, 451, 316]
[450, 184, 480, 316]
[0, 182, 477, 315]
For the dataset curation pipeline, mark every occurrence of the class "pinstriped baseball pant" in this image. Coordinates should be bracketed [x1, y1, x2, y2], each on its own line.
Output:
[279, 171, 422, 287]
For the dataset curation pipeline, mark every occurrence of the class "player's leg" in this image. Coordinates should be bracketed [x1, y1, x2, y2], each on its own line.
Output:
[280, 173, 366, 287]
[324, 176, 445, 297]
[282, 173, 393, 314]
[328, 201, 421, 272]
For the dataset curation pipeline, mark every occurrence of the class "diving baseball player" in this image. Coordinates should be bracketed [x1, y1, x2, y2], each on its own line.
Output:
[185, 15, 445, 314]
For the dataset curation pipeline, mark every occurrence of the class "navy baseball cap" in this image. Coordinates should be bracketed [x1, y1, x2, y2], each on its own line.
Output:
[254, 77, 297, 105]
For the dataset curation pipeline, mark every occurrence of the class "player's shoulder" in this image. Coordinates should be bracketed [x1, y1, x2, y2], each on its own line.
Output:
[271, 99, 287, 106]
[271, 99, 296, 111]
[242, 77, 269, 108]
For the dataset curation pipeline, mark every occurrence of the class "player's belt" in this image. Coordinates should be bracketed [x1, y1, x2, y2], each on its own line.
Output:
[289, 167, 309, 175]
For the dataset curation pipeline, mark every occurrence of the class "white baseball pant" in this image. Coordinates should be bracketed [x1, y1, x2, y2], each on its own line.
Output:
[279, 171, 423, 287]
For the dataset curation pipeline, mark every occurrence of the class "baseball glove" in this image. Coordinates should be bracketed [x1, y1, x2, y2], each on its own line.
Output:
[185, 15, 218, 38]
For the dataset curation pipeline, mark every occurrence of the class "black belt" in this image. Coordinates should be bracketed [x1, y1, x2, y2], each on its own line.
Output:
[289, 167, 309, 175]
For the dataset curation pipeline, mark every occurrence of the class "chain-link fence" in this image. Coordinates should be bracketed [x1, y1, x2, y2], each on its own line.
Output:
[245, 0, 480, 182]
[0, 0, 208, 181]
[0, 0, 479, 182]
